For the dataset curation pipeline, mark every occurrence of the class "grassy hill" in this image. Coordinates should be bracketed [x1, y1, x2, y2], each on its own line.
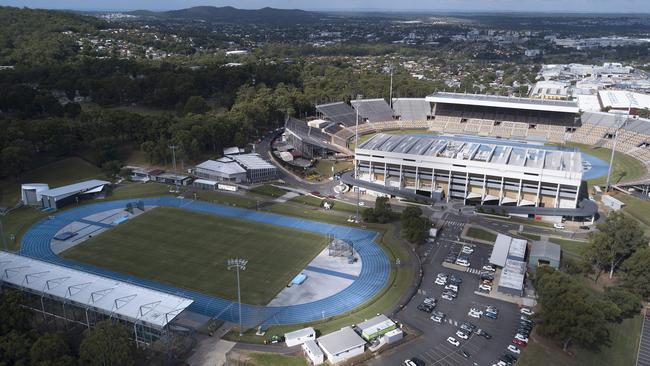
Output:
[129, 6, 324, 25]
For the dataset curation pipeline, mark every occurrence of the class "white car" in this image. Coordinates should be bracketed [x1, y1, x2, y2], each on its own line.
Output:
[455, 259, 470, 267]
[553, 222, 565, 229]
[468, 308, 483, 318]
[424, 297, 436, 306]
[520, 307, 534, 316]
[482, 265, 496, 272]
[478, 284, 492, 291]
[431, 315, 443, 323]
[358, 201, 365, 206]
[445, 284, 459, 292]
[514, 334, 529, 343]
[507, 345, 521, 354]
[435, 277, 447, 286]
[447, 337, 460, 346]
[495, 362, 507, 366]
[461, 246, 474, 254]
[437, 273, 449, 279]
[456, 330, 469, 340]
[441, 293, 454, 301]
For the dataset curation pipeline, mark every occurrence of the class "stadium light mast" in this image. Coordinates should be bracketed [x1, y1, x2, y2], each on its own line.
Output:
[168, 145, 178, 173]
[605, 109, 628, 192]
[389, 64, 394, 109]
[227, 258, 248, 336]
[355, 94, 361, 222]
[0, 215, 7, 251]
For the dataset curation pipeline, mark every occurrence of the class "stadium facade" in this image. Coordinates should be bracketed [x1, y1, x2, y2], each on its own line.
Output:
[355, 134, 583, 208]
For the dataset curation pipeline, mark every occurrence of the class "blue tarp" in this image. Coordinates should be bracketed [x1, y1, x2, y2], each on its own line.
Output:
[291, 273, 307, 285]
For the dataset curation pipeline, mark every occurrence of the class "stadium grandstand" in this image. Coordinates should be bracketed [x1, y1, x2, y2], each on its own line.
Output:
[283, 117, 349, 158]
[350, 98, 395, 123]
[392, 98, 432, 121]
[354, 133, 584, 210]
[0, 251, 193, 346]
[426, 92, 580, 127]
[316, 102, 358, 127]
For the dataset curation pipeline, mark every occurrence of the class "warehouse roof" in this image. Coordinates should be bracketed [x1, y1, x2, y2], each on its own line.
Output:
[358, 133, 582, 174]
[231, 153, 276, 170]
[426, 92, 579, 113]
[490, 234, 512, 267]
[40, 180, 110, 200]
[498, 259, 526, 292]
[317, 326, 366, 355]
[598, 90, 650, 110]
[0, 251, 193, 329]
[195, 159, 246, 175]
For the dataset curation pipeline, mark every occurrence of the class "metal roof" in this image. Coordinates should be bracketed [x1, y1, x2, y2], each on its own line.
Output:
[285, 327, 315, 340]
[195, 159, 246, 175]
[40, 180, 111, 200]
[530, 241, 561, 261]
[392, 98, 431, 120]
[317, 326, 366, 355]
[358, 133, 583, 174]
[231, 153, 276, 171]
[357, 314, 394, 333]
[489, 234, 512, 267]
[0, 251, 193, 329]
[498, 259, 526, 292]
[426, 92, 579, 113]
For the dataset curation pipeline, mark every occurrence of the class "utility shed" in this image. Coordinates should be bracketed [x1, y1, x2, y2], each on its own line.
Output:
[602, 195, 625, 211]
[317, 326, 366, 364]
[357, 314, 397, 341]
[528, 241, 562, 272]
[285, 327, 316, 347]
[40, 180, 110, 210]
[302, 339, 324, 365]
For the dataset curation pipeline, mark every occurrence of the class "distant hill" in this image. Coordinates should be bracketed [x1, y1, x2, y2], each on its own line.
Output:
[128, 6, 323, 25]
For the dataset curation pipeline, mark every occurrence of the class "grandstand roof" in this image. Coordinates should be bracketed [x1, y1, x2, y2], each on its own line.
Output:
[426, 92, 579, 114]
[392, 98, 431, 121]
[316, 102, 358, 126]
[350, 98, 394, 122]
[40, 180, 110, 201]
[284, 117, 344, 152]
[0, 251, 193, 329]
[358, 133, 582, 174]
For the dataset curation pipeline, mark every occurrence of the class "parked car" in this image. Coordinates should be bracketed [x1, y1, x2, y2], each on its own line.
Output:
[520, 307, 534, 316]
[456, 330, 470, 339]
[482, 264, 496, 272]
[423, 297, 437, 306]
[456, 259, 470, 267]
[435, 277, 447, 285]
[404, 358, 425, 366]
[437, 273, 449, 279]
[468, 308, 483, 318]
[449, 275, 463, 284]
[478, 284, 492, 292]
[480, 273, 495, 281]
[460, 350, 471, 359]
[447, 337, 460, 347]
[507, 345, 521, 354]
[514, 334, 529, 343]
[445, 284, 459, 292]
[417, 303, 434, 313]
[441, 293, 455, 301]
[460, 322, 476, 332]
[431, 311, 445, 323]
[553, 222, 565, 229]
[484, 311, 498, 320]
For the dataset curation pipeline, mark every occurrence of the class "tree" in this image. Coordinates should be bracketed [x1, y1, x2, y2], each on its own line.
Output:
[183, 95, 210, 115]
[621, 247, 650, 299]
[30, 332, 75, 366]
[79, 320, 134, 366]
[585, 212, 647, 280]
[604, 286, 642, 319]
[361, 207, 376, 223]
[0, 290, 31, 335]
[373, 196, 392, 224]
[401, 206, 427, 245]
[101, 160, 122, 177]
[534, 267, 613, 351]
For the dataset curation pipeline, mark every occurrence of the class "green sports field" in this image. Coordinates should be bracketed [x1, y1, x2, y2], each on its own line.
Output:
[62, 207, 327, 305]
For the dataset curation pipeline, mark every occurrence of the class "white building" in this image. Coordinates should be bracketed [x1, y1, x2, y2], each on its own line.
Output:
[355, 134, 583, 208]
[317, 326, 366, 364]
[302, 340, 324, 365]
[598, 90, 650, 114]
[285, 327, 316, 347]
[194, 154, 277, 183]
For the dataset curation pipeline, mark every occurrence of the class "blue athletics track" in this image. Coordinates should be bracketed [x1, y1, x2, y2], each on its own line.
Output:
[19, 197, 391, 327]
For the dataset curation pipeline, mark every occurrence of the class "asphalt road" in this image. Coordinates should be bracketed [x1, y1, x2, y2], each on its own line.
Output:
[370, 215, 524, 366]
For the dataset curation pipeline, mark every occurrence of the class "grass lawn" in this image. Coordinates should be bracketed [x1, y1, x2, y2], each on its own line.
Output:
[519, 232, 541, 241]
[224, 223, 414, 342]
[517, 314, 642, 366]
[0, 157, 104, 208]
[249, 185, 286, 198]
[111, 182, 171, 200]
[289, 195, 358, 213]
[466, 227, 497, 242]
[610, 192, 650, 228]
[62, 206, 327, 305]
[229, 353, 308, 366]
[562, 142, 646, 187]
[315, 160, 353, 178]
[549, 237, 589, 256]
[0, 207, 48, 251]
[194, 190, 259, 209]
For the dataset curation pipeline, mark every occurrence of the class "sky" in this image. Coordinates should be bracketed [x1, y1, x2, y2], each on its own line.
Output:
[1, 0, 649, 13]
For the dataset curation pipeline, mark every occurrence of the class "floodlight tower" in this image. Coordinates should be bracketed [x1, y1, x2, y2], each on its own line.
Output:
[355, 94, 362, 222]
[389, 64, 394, 109]
[604, 108, 629, 192]
[227, 258, 248, 336]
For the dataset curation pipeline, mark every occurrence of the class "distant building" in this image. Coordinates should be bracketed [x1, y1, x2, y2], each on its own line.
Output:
[598, 90, 650, 114]
[285, 327, 316, 347]
[357, 314, 397, 341]
[601, 195, 626, 211]
[528, 241, 561, 272]
[40, 180, 110, 210]
[194, 153, 277, 184]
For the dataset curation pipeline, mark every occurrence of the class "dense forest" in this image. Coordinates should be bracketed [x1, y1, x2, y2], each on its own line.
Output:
[0, 7, 435, 179]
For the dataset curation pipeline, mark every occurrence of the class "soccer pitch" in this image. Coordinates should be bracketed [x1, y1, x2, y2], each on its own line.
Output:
[62, 207, 327, 305]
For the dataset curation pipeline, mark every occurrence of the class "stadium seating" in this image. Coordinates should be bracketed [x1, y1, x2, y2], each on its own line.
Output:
[351, 99, 395, 123]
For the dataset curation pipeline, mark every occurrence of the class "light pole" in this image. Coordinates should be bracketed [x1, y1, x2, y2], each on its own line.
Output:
[0, 215, 7, 251]
[355, 94, 361, 222]
[168, 145, 178, 172]
[227, 258, 248, 336]
[604, 111, 627, 192]
[389, 64, 394, 109]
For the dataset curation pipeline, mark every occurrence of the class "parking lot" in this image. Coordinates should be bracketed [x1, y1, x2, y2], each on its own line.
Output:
[371, 215, 525, 366]
[638, 308, 650, 366]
